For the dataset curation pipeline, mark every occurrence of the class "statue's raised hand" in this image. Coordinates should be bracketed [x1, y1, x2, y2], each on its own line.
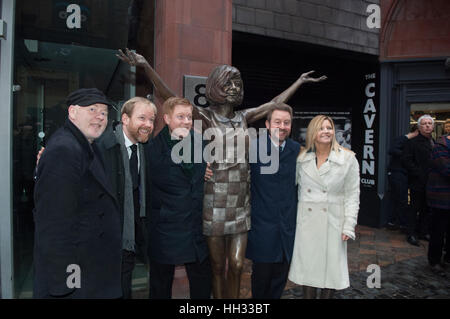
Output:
[300, 70, 327, 83]
[116, 48, 149, 68]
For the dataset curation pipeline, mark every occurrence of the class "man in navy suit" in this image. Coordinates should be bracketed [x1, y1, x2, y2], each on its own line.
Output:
[246, 103, 301, 299]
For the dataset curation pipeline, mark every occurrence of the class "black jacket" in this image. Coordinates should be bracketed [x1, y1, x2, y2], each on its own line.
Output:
[401, 133, 434, 191]
[388, 135, 408, 173]
[146, 129, 208, 265]
[33, 120, 122, 298]
[247, 136, 300, 263]
[96, 124, 148, 257]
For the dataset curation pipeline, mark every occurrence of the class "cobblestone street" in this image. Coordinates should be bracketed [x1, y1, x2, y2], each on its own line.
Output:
[281, 225, 450, 299]
[144, 225, 450, 299]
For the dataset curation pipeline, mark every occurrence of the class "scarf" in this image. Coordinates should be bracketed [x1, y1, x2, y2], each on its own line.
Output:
[160, 125, 195, 178]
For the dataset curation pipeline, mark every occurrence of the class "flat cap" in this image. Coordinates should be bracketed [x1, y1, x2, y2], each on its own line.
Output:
[66, 88, 112, 107]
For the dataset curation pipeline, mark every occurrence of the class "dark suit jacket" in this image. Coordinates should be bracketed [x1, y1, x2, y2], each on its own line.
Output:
[33, 119, 122, 298]
[246, 135, 301, 263]
[146, 129, 208, 265]
[388, 135, 408, 174]
[401, 133, 434, 191]
[96, 123, 148, 258]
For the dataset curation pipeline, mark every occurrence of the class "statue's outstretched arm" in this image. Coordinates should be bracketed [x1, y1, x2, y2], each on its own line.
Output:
[117, 48, 177, 101]
[117, 48, 206, 122]
[244, 70, 327, 124]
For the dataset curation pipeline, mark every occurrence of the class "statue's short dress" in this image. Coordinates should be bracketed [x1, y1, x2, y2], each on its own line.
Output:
[196, 107, 251, 236]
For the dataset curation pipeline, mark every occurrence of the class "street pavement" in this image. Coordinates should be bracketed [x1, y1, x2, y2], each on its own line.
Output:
[133, 225, 450, 299]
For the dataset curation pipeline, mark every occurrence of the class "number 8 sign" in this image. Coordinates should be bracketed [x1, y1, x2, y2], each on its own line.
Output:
[183, 75, 210, 108]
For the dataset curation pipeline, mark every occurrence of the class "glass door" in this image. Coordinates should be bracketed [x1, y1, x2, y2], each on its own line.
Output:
[12, 0, 155, 298]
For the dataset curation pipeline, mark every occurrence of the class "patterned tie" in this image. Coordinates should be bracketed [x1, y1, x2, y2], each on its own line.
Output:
[129, 144, 139, 190]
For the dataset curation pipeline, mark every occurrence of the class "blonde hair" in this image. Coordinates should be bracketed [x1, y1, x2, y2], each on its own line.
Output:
[162, 97, 193, 115]
[299, 115, 342, 156]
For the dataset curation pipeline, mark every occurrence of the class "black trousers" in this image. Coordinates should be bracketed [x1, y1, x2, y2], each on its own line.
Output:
[251, 257, 290, 299]
[428, 208, 450, 266]
[149, 258, 212, 299]
[388, 172, 408, 226]
[121, 250, 136, 299]
[408, 190, 431, 236]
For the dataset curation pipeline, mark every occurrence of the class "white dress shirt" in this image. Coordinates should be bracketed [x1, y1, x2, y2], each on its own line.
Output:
[123, 131, 140, 171]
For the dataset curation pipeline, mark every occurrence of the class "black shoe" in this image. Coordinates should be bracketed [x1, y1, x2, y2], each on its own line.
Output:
[419, 234, 431, 242]
[407, 235, 420, 246]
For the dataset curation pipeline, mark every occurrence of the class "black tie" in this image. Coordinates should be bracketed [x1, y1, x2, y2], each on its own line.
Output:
[130, 144, 139, 190]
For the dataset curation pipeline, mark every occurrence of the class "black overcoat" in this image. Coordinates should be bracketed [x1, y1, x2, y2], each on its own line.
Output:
[33, 119, 122, 298]
[145, 129, 208, 265]
[401, 133, 434, 191]
[96, 124, 148, 257]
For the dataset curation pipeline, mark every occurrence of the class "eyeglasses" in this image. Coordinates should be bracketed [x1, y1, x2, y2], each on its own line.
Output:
[83, 105, 108, 117]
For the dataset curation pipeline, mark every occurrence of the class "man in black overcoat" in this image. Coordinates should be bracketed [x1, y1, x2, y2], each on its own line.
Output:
[33, 88, 122, 298]
[402, 115, 435, 246]
[146, 97, 211, 299]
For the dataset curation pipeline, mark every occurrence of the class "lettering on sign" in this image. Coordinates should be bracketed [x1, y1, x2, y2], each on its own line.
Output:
[361, 74, 377, 186]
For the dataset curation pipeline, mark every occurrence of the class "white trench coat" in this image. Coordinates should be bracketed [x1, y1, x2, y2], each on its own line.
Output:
[288, 148, 360, 290]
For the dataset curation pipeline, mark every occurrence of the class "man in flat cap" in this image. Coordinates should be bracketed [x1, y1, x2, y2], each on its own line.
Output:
[33, 88, 122, 298]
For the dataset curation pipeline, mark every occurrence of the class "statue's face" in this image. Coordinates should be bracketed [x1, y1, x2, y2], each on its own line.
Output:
[223, 74, 243, 105]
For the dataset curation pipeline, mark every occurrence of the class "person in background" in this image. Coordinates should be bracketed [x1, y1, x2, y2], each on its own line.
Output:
[386, 127, 418, 231]
[402, 115, 435, 246]
[288, 115, 360, 299]
[426, 132, 450, 275]
[443, 118, 450, 135]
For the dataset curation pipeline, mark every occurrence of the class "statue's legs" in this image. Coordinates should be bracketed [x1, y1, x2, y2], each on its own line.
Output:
[206, 232, 248, 299]
[207, 235, 226, 299]
[319, 288, 335, 299]
[225, 232, 247, 298]
[302, 286, 317, 299]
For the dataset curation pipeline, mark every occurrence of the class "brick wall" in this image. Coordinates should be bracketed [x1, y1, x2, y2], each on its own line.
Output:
[380, 0, 450, 60]
[154, 0, 232, 132]
[232, 0, 380, 55]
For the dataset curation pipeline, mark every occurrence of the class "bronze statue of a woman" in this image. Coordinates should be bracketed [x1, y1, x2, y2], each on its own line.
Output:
[117, 48, 326, 298]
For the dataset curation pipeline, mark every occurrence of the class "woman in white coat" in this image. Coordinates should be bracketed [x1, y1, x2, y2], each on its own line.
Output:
[288, 115, 360, 299]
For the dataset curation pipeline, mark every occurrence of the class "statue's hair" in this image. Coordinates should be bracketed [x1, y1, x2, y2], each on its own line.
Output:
[205, 65, 243, 106]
